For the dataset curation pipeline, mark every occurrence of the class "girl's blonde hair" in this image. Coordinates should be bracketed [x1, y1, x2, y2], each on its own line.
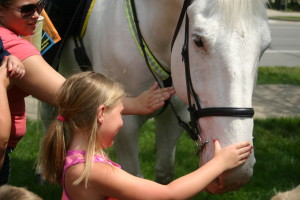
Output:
[37, 71, 124, 186]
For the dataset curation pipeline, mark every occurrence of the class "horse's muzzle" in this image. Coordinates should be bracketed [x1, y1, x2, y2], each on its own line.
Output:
[205, 164, 254, 194]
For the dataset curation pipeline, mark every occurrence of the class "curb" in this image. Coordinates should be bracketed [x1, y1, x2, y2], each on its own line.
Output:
[269, 16, 300, 22]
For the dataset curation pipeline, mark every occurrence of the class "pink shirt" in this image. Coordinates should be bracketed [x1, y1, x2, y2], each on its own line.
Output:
[0, 26, 40, 148]
[62, 150, 120, 200]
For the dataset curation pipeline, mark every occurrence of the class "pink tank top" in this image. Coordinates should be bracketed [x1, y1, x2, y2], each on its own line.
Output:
[62, 150, 120, 200]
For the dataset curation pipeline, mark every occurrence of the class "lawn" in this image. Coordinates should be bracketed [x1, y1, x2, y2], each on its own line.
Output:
[8, 118, 300, 200]
[7, 66, 300, 199]
[258, 67, 300, 85]
[269, 16, 300, 21]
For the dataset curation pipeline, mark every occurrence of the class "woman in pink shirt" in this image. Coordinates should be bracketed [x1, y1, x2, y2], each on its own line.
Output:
[0, 0, 175, 185]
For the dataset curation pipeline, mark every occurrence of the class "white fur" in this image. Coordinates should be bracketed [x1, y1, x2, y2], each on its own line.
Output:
[271, 185, 300, 200]
[61, 0, 271, 191]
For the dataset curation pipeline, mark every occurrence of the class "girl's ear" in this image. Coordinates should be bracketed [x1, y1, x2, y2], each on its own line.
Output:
[97, 105, 106, 124]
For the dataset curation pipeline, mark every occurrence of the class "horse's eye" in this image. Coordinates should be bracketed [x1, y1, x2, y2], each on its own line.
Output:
[192, 35, 204, 48]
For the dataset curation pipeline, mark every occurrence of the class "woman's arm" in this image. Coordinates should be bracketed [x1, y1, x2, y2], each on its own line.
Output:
[13, 55, 174, 114]
[13, 55, 65, 105]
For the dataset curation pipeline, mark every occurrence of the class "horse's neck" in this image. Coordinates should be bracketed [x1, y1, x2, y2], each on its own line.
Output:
[136, 0, 184, 68]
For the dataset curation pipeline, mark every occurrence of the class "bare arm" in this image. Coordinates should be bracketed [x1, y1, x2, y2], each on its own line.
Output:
[0, 59, 11, 169]
[66, 141, 252, 200]
[12, 55, 65, 105]
[13, 55, 173, 114]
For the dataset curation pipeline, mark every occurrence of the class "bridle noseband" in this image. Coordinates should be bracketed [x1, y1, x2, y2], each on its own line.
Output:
[171, 0, 254, 152]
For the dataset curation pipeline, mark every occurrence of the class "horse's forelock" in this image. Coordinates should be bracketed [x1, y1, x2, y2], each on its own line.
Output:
[211, 0, 268, 29]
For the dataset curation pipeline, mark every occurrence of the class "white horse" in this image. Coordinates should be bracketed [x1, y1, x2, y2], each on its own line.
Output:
[59, 0, 271, 193]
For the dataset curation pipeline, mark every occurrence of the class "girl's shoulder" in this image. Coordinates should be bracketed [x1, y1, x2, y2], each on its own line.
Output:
[65, 150, 121, 168]
[64, 150, 122, 199]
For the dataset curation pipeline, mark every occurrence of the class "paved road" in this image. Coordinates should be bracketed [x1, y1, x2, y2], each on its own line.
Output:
[253, 84, 300, 118]
[260, 20, 300, 67]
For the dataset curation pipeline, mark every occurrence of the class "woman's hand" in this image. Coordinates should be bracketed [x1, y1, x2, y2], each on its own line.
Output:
[124, 82, 176, 115]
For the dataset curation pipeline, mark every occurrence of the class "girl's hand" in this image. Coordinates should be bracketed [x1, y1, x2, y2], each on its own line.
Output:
[133, 82, 176, 115]
[213, 140, 252, 171]
[6, 55, 25, 79]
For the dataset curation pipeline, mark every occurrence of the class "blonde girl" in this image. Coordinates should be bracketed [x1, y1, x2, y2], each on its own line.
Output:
[38, 71, 252, 200]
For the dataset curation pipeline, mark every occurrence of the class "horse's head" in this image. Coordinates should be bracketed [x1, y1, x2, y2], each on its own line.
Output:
[171, 0, 271, 193]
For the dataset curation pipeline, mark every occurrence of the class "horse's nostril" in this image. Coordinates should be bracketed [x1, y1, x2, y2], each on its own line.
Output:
[205, 176, 224, 194]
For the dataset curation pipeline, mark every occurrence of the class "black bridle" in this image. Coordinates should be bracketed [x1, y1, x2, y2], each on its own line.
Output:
[172, 0, 254, 150]
[131, 0, 254, 152]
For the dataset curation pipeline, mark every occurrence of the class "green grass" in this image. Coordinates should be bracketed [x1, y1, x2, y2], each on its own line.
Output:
[8, 67, 300, 199]
[8, 118, 300, 200]
[257, 67, 300, 85]
[8, 121, 62, 199]
[269, 16, 300, 21]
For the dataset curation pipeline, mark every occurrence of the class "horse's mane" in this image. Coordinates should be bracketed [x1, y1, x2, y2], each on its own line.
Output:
[212, 0, 269, 28]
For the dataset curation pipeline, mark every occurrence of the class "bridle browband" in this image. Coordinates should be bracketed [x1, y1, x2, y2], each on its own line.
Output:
[130, 0, 254, 152]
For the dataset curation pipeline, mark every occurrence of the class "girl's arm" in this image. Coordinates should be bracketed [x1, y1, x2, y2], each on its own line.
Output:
[66, 141, 252, 200]
[0, 59, 11, 169]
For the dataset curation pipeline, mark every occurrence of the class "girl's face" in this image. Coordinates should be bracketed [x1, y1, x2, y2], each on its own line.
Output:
[0, 0, 41, 36]
[98, 101, 124, 149]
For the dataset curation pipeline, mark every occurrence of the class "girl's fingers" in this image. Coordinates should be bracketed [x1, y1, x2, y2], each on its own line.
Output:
[235, 142, 251, 150]
[213, 139, 221, 151]
[238, 145, 253, 154]
[239, 150, 252, 160]
[238, 158, 248, 165]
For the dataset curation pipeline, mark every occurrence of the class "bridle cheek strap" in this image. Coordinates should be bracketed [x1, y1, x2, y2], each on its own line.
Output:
[173, 1, 255, 152]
